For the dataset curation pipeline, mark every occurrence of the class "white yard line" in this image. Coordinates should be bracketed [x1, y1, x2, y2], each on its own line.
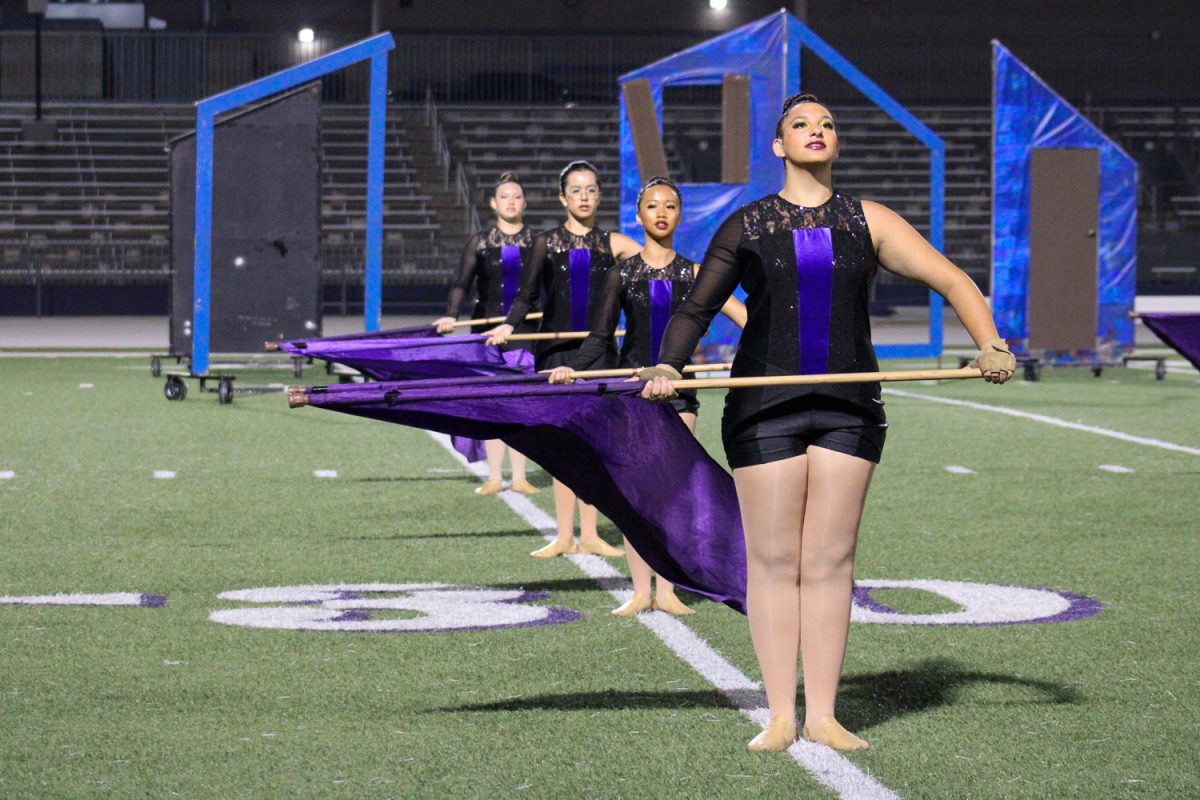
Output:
[884, 389, 1200, 456]
[428, 432, 898, 800]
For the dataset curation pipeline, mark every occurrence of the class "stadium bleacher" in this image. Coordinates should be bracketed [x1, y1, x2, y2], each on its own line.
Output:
[0, 100, 1195, 303]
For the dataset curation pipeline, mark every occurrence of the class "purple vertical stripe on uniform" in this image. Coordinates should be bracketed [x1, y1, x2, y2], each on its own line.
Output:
[500, 245, 521, 313]
[569, 248, 591, 330]
[648, 278, 673, 366]
[793, 227, 835, 374]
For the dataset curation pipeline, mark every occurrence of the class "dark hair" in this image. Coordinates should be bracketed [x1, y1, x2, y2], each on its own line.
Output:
[775, 92, 828, 139]
[558, 160, 600, 194]
[489, 171, 523, 201]
[636, 176, 681, 209]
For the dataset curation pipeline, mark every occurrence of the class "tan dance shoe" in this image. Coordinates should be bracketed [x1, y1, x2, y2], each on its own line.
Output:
[509, 479, 539, 495]
[577, 538, 624, 557]
[651, 592, 695, 616]
[610, 593, 653, 616]
[530, 539, 578, 558]
[748, 717, 798, 751]
[474, 480, 502, 496]
[801, 716, 869, 751]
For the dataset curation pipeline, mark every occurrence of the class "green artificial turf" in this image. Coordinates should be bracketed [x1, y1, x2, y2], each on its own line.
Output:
[1, 357, 1198, 798]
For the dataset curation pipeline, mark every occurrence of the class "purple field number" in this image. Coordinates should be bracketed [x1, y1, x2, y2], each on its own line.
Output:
[851, 579, 1102, 626]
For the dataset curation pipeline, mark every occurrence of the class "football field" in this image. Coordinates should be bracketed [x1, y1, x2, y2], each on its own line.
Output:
[2, 356, 1197, 799]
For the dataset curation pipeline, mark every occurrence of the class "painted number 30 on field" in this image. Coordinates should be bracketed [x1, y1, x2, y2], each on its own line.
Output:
[209, 583, 581, 633]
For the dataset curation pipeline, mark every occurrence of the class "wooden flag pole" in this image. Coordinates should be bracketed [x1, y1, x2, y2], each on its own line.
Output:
[504, 330, 626, 342]
[451, 312, 543, 328]
[556, 363, 734, 379]
[674, 366, 983, 390]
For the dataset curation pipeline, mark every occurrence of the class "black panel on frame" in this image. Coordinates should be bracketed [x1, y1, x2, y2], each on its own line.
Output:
[169, 82, 321, 356]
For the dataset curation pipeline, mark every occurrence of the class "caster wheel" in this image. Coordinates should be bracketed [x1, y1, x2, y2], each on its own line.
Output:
[1023, 361, 1040, 382]
[293, 359, 304, 378]
[150, 356, 161, 377]
[1155, 361, 1166, 380]
[164, 376, 187, 401]
[217, 378, 234, 405]
[958, 357, 970, 369]
[1092, 365, 1103, 378]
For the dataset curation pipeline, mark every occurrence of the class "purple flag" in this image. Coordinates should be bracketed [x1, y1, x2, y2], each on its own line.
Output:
[274, 323, 439, 356]
[288, 336, 535, 464]
[302, 378, 748, 613]
[1140, 313, 1200, 372]
[286, 335, 533, 382]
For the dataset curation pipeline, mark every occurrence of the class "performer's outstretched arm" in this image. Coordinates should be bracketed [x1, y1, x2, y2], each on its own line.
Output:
[862, 200, 1013, 382]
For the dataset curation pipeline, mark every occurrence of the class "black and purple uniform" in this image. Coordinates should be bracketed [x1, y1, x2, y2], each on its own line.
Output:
[572, 251, 701, 416]
[504, 225, 618, 371]
[657, 192, 887, 466]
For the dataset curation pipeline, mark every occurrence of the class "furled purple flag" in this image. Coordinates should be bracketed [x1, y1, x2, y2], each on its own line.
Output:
[301, 378, 748, 613]
[1139, 313, 1200, 372]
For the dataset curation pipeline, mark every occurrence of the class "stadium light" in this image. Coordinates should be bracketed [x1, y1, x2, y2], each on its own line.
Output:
[297, 28, 315, 44]
[709, 0, 728, 10]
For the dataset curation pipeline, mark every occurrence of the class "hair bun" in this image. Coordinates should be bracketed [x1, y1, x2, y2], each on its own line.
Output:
[497, 171, 520, 185]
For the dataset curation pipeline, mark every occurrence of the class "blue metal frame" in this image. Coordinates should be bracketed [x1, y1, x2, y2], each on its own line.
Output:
[191, 32, 394, 374]
[619, 12, 945, 362]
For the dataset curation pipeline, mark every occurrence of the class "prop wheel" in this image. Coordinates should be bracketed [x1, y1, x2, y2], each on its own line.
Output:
[1023, 361, 1041, 382]
[1091, 365, 1103, 378]
[164, 376, 187, 401]
[958, 357, 970, 369]
[150, 356, 161, 377]
[1155, 360, 1167, 380]
[292, 359, 304, 378]
[217, 378, 234, 405]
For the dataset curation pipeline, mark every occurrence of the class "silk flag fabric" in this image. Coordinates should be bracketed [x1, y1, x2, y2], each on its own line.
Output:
[301, 378, 749, 613]
[276, 323, 438, 353]
[1139, 313, 1200, 371]
[280, 333, 535, 463]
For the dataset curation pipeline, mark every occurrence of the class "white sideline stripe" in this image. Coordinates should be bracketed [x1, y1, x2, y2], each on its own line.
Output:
[427, 432, 898, 800]
[152, 470, 176, 480]
[0, 470, 14, 479]
[944, 465, 976, 475]
[1098, 464, 1135, 474]
[884, 389, 1200, 456]
[79, 383, 94, 389]
[313, 470, 338, 478]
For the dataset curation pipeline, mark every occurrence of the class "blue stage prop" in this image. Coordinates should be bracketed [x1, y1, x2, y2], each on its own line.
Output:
[190, 33, 395, 375]
[619, 10, 946, 360]
[992, 41, 1138, 353]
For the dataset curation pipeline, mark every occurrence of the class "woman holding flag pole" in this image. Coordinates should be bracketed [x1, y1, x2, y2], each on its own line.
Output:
[640, 93, 1015, 752]
[486, 160, 643, 559]
[432, 172, 539, 496]
[550, 175, 747, 616]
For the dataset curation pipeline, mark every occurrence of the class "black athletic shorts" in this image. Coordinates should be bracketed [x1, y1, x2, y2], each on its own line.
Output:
[722, 396, 887, 469]
[669, 389, 700, 417]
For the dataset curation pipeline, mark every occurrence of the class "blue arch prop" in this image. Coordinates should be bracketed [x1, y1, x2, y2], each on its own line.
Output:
[190, 33, 395, 375]
[992, 41, 1138, 351]
[619, 10, 945, 360]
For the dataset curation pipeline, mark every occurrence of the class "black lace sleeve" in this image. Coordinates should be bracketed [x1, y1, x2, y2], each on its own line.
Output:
[446, 233, 481, 317]
[569, 262, 623, 371]
[657, 211, 745, 371]
[503, 233, 546, 327]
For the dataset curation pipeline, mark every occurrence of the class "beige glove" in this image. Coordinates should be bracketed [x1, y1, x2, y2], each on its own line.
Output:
[969, 337, 1016, 383]
[636, 364, 682, 402]
[635, 364, 682, 382]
